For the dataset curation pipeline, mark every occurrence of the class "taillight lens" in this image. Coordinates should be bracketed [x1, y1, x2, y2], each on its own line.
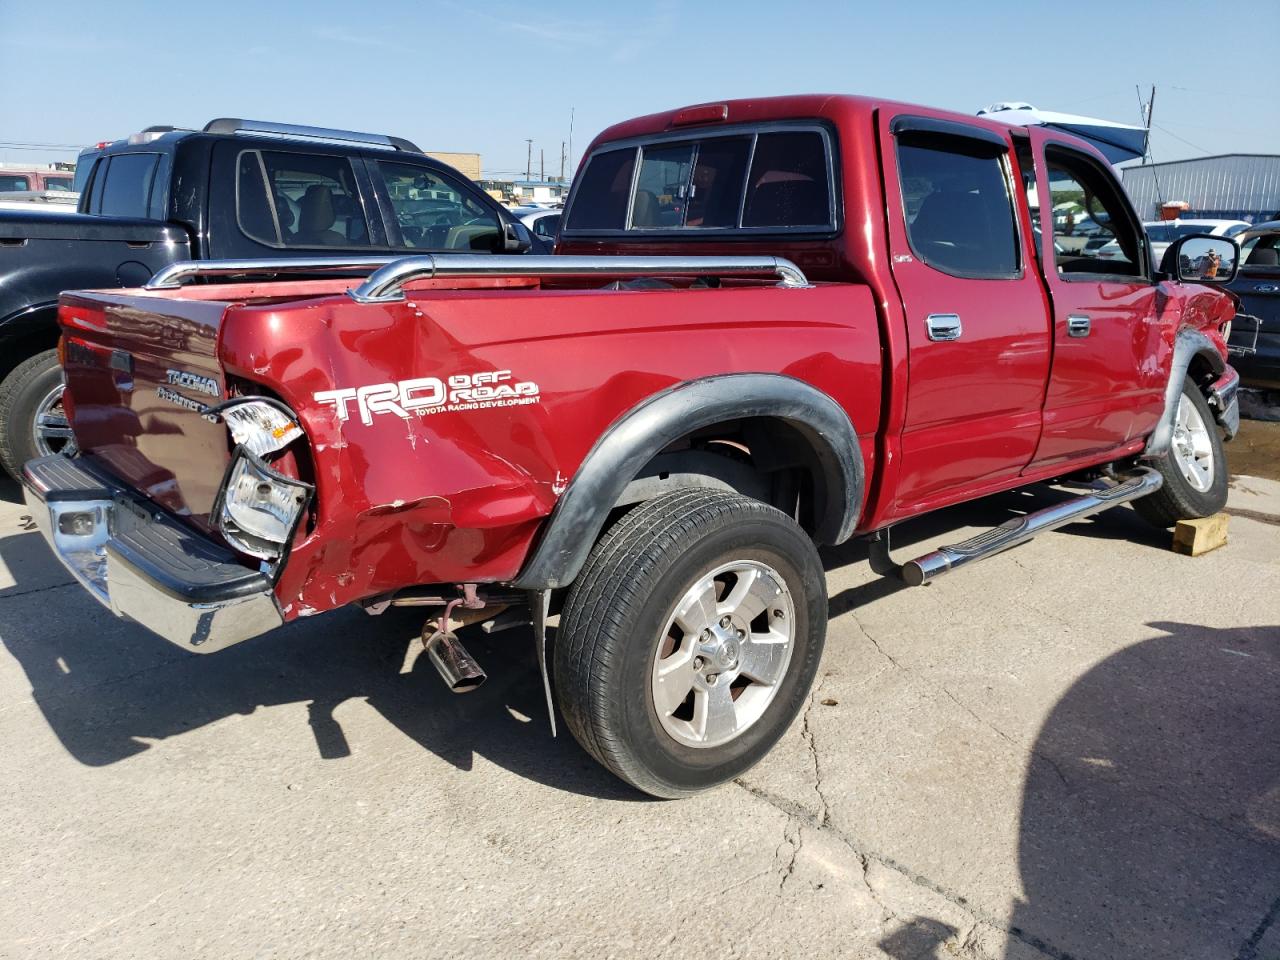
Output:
[215, 451, 312, 561]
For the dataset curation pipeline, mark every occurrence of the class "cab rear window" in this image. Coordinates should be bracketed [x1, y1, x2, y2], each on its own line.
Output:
[564, 126, 835, 234]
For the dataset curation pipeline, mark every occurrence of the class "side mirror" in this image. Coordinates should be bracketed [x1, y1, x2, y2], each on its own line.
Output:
[502, 220, 533, 254]
[1165, 234, 1240, 284]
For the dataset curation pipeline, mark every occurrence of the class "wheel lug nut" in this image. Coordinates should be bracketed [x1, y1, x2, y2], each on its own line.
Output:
[702, 629, 712, 640]
[736, 629, 745, 639]
[773, 609, 784, 619]
[705, 674, 718, 685]
[719, 616, 731, 628]
[693, 657, 704, 670]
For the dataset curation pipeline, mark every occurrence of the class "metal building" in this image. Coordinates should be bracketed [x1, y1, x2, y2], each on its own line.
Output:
[1121, 154, 1280, 222]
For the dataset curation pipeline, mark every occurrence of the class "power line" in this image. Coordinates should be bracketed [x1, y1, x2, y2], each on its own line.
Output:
[0, 140, 85, 149]
[1150, 122, 1215, 156]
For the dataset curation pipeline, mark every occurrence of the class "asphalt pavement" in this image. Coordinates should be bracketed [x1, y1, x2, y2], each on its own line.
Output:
[1, 472, 1277, 960]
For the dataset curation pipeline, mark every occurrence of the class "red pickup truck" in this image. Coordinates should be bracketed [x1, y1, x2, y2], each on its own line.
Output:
[23, 95, 1241, 797]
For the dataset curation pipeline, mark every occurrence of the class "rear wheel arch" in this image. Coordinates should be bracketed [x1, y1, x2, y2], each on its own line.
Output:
[512, 374, 864, 590]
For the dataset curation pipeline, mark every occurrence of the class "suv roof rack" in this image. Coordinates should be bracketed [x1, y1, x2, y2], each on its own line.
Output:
[202, 118, 422, 154]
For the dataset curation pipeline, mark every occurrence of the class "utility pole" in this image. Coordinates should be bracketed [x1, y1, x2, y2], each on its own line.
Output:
[568, 107, 575, 179]
[1135, 84, 1155, 164]
[560, 141, 566, 181]
[540, 148, 544, 182]
[525, 139, 533, 181]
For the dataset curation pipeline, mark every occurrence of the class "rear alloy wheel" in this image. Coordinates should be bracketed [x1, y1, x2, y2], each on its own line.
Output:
[556, 489, 827, 798]
[1134, 377, 1228, 528]
[0, 350, 77, 482]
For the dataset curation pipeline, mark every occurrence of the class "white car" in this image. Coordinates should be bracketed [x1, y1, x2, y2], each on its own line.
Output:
[1097, 219, 1251, 266]
[512, 205, 561, 242]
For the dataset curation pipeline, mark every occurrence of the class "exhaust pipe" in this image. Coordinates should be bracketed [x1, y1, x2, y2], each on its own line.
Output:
[423, 629, 487, 693]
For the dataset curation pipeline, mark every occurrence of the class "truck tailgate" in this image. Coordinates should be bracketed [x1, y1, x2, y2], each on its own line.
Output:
[58, 290, 233, 527]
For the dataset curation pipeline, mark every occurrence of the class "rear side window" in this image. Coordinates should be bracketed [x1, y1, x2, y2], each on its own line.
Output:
[97, 153, 161, 218]
[896, 135, 1019, 278]
[0, 175, 30, 191]
[564, 126, 834, 234]
[236, 150, 369, 248]
[44, 176, 74, 191]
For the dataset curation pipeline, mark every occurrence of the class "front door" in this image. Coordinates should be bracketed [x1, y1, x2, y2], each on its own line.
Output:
[1025, 130, 1166, 468]
[880, 113, 1052, 515]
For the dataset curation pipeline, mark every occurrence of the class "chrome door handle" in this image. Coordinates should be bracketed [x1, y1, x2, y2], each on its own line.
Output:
[925, 313, 962, 342]
[1067, 314, 1091, 338]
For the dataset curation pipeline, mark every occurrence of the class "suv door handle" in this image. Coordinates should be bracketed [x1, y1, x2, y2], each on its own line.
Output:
[1067, 314, 1091, 338]
[925, 313, 962, 342]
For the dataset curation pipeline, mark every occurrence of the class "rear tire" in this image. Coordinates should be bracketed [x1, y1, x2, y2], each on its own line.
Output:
[1134, 377, 1228, 528]
[0, 350, 74, 482]
[556, 489, 827, 798]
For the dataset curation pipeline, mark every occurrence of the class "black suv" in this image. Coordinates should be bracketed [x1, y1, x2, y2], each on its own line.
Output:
[0, 119, 536, 479]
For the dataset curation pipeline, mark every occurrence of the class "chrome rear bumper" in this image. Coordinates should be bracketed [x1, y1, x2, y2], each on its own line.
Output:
[22, 455, 282, 653]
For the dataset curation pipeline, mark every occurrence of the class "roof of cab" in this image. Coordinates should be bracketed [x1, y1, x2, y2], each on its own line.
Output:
[584, 92, 1098, 159]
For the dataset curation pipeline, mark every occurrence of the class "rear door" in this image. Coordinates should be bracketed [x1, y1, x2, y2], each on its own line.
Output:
[879, 114, 1052, 513]
[1024, 130, 1165, 468]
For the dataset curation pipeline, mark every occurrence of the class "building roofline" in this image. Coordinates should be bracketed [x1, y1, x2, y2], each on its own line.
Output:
[1124, 153, 1280, 170]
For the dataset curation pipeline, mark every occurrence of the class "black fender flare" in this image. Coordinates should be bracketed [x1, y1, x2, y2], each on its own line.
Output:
[512, 373, 864, 590]
[1143, 328, 1228, 458]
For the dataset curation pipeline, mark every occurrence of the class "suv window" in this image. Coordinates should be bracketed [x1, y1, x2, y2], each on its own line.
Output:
[44, 176, 74, 191]
[97, 153, 161, 218]
[237, 150, 369, 248]
[564, 126, 834, 234]
[374, 161, 501, 251]
[896, 134, 1020, 278]
[0, 175, 31, 191]
[1045, 147, 1142, 277]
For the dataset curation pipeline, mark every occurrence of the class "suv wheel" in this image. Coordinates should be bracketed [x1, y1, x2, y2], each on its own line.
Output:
[1134, 377, 1228, 528]
[0, 350, 77, 482]
[556, 489, 827, 798]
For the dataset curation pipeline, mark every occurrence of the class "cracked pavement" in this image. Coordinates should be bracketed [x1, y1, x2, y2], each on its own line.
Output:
[1, 475, 1278, 960]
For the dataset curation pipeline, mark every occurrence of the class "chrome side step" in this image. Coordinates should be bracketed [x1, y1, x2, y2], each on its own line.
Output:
[896, 468, 1163, 587]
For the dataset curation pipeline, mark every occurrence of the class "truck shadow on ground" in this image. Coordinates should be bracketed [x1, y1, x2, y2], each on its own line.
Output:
[0, 476, 1187, 807]
[0, 532, 639, 800]
[875, 619, 1280, 960]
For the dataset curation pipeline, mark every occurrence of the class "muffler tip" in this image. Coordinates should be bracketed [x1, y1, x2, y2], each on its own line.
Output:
[424, 630, 487, 693]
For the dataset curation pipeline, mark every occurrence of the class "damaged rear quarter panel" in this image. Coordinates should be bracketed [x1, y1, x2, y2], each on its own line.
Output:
[216, 282, 881, 617]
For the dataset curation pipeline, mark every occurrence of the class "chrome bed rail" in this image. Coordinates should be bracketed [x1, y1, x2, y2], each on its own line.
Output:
[144, 254, 812, 297]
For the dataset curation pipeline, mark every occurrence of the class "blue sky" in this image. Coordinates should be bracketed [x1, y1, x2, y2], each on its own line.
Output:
[3, 0, 1277, 175]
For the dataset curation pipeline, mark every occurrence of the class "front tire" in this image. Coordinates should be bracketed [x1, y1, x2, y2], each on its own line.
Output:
[1134, 377, 1228, 528]
[556, 489, 827, 798]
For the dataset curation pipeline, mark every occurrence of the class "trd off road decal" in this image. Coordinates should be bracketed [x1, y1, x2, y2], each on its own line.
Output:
[314, 370, 540, 426]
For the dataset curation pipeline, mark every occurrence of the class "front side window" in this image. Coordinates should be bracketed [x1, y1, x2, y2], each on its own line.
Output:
[44, 176, 74, 191]
[897, 135, 1019, 278]
[564, 126, 834, 234]
[0, 175, 31, 192]
[98, 153, 161, 218]
[236, 151, 369, 248]
[375, 161, 500, 251]
[1045, 147, 1142, 277]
